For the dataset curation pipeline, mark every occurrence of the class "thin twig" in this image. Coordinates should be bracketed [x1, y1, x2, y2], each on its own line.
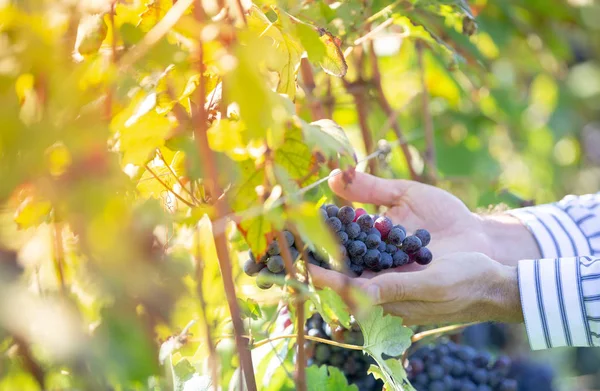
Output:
[144, 164, 195, 208]
[156, 149, 199, 204]
[192, 5, 256, 389]
[118, 0, 194, 72]
[299, 58, 325, 120]
[368, 41, 420, 181]
[411, 322, 478, 343]
[52, 222, 66, 296]
[234, 0, 247, 25]
[416, 41, 437, 184]
[195, 228, 219, 390]
[252, 334, 364, 350]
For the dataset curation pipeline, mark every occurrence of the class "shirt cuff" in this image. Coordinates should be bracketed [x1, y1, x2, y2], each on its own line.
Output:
[518, 257, 591, 349]
[508, 204, 590, 258]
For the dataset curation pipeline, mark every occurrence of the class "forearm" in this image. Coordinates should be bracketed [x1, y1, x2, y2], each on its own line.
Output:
[478, 213, 541, 266]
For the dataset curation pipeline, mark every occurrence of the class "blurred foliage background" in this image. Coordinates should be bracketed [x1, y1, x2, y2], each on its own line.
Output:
[0, 0, 599, 390]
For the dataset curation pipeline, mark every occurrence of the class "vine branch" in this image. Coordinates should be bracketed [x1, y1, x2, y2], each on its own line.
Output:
[251, 333, 364, 350]
[156, 149, 199, 204]
[299, 58, 325, 120]
[416, 40, 437, 184]
[411, 322, 478, 343]
[192, 4, 257, 389]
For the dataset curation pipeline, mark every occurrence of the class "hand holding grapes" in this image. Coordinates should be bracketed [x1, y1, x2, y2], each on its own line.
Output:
[309, 252, 523, 325]
[328, 171, 540, 265]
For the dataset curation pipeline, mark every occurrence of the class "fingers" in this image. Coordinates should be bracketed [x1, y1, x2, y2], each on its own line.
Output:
[328, 171, 413, 206]
[308, 264, 367, 291]
[358, 270, 432, 305]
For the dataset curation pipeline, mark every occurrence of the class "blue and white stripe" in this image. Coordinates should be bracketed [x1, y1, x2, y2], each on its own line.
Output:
[512, 192, 600, 349]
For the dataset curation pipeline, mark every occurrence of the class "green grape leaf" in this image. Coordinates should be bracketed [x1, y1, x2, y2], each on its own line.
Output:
[357, 306, 413, 391]
[318, 30, 348, 77]
[305, 365, 358, 391]
[274, 126, 314, 182]
[247, 5, 303, 99]
[295, 23, 326, 64]
[368, 362, 416, 391]
[310, 287, 351, 329]
[75, 13, 108, 55]
[138, 0, 171, 32]
[237, 298, 262, 320]
[118, 110, 174, 165]
[137, 164, 173, 200]
[302, 119, 356, 168]
[288, 202, 338, 262]
[207, 119, 248, 160]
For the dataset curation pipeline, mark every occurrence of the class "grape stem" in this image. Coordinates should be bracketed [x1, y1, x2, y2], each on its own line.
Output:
[250, 334, 365, 350]
[411, 322, 479, 343]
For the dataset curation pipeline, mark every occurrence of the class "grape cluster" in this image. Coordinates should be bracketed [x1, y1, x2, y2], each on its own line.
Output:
[320, 204, 433, 276]
[407, 342, 518, 391]
[305, 314, 383, 391]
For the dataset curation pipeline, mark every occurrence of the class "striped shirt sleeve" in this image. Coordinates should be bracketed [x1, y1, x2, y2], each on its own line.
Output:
[510, 193, 600, 349]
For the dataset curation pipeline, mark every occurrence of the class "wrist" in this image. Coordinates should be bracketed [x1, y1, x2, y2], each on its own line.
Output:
[478, 213, 541, 266]
[487, 264, 524, 323]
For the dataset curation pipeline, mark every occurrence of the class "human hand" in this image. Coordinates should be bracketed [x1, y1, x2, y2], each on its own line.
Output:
[309, 252, 523, 325]
[328, 172, 540, 265]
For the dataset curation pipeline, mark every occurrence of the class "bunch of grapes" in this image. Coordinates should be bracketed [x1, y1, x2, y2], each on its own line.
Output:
[305, 314, 383, 391]
[320, 204, 433, 276]
[407, 341, 518, 391]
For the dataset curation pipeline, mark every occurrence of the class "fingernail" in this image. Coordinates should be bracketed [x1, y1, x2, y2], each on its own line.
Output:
[366, 284, 380, 303]
[329, 168, 342, 178]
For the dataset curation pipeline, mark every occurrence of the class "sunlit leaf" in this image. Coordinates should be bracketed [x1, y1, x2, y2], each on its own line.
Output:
[318, 30, 348, 77]
[138, 0, 171, 32]
[294, 23, 326, 64]
[117, 110, 175, 165]
[356, 306, 413, 391]
[305, 365, 358, 391]
[13, 196, 52, 229]
[288, 202, 338, 262]
[237, 298, 262, 320]
[274, 126, 313, 181]
[302, 119, 356, 168]
[311, 287, 351, 329]
[75, 13, 108, 55]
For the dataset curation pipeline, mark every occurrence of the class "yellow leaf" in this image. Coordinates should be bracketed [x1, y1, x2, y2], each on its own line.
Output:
[14, 197, 52, 229]
[118, 110, 174, 165]
[75, 13, 108, 55]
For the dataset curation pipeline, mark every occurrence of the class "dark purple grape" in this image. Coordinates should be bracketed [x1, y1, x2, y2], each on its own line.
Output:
[387, 227, 406, 246]
[414, 228, 431, 246]
[380, 252, 393, 269]
[385, 243, 398, 254]
[319, 208, 328, 221]
[243, 258, 265, 276]
[457, 346, 477, 361]
[471, 368, 488, 384]
[451, 359, 466, 377]
[256, 267, 274, 289]
[353, 207, 367, 222]
[356, 232, 367, 241]
[428, 364, 445, 380]
[345, 222, 361, 239]
[414, 373, 429, 388]
[392, 250, 409, 267]
[497, 379, 517, 391]
[314, 344, 330, 363]
[337, 206, 356, 225]
[330, 352, 345, 366]
[267, 255, 284, 273]
[402, 235, 422, 254]
[377, 241, 387, 252]
[267, 240, 281, 256]
[327, 216, 343, 232]
[337, 230, 349, 244]
[365, 234, 381, 249]
[364, 249, 381, 268]
[347, 240, 367, 257]
[349, 263, 364, 276]
[492, 355, 511, 376]
[476, 385, 492, 391]
[443, 375, 454, 389]
[282, 230, 295, 247]
[460, 380, 477, 391]
[325, 204, 339, 218]
[440, 355, 454, 373]
[306, 253, 320, 266]
[488, 371, 501, 387]
[410, 358, 425, 375]
[415, 247, 433, 265]
[429, 380, 445, 391]
[374, 216, 393, 239]
[473, 352, 491, 368]
[289, 247, 300, 261]
[350, 255, 365, 266]
[356, 214, 374, 231]
[368, 227, 381, 237]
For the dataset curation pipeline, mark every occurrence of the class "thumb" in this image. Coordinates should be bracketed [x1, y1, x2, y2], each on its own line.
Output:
[328, 171, 413, 206]
[359, 271, 431, 305]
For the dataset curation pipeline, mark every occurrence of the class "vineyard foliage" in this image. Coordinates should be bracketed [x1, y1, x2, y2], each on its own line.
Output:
[0, 0, 599, 390]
